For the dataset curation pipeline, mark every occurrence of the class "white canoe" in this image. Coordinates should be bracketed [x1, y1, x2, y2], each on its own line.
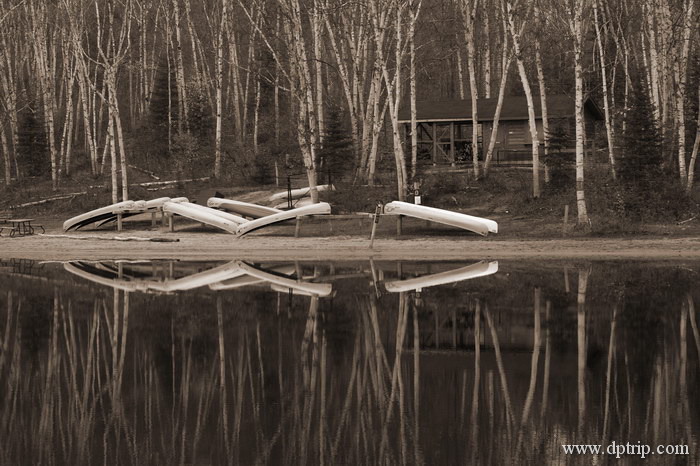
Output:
[148, 261, 244, 292]
[383, 201, 498, 236]
[236, 261, 333, 297]
[268, 184, 333, 203]
[209, 264, 297, 290]
[237, 202, 332, 237]
[162, 201, 240, 234]
[207, 198, 281, 218]
[97, 197, 174, 226]
[272, 198, 315, 210]
[63, 200, 136, 231]
[384, 261, 499, 293]
[178, 202, 248, 224]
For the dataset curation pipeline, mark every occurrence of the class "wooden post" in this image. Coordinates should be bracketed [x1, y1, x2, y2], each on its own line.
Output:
[168, 214, 174, 232]
[369, 203, 382, 249]
[294, 217, 302, 237]
[432, 123, 437, 164]
[450, 122, 455, 166]
[275, 161, 280, 187]
[562, 204, 569, 236]
[117, 213, 123, 232]
[151, 212, 156, 227]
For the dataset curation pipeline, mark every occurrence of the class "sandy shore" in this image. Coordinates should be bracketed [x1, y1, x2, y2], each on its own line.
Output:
[1, 229, 699, 261]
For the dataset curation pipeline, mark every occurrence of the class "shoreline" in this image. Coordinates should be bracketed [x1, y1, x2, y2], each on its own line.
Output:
[2, 232, 699, 261]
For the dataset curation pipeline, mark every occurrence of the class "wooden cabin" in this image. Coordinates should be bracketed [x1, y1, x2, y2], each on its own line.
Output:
[397, 95, 604, 164]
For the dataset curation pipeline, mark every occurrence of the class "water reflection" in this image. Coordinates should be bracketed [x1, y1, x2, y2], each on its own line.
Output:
[0, 260, 698, 465]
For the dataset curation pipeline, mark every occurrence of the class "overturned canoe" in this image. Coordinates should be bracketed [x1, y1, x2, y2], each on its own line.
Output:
[162, 201, 241, 234]
[207, 198, 281, 219]
[63, 201, 136, 231]
[272, 197, 315, 210]
[268, 184, 333, 203]
[384, 261, 499, 293]
[178, 202, 248, 224]
[97, 197, 174, 227]
[383, 201, 498, 236]
[236, 202, 331, 237]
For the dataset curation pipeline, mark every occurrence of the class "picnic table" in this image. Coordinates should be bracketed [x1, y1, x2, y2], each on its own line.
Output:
[0, 218, 45, 237]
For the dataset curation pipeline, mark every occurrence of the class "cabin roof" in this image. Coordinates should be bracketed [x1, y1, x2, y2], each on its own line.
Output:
[397, 95, 604, 122]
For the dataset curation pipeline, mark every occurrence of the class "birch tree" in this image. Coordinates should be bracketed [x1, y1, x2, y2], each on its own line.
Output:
[461, 0, 480, 178]
[593, 0, 617, 179]
[27, 0, 59, 190]
[504, 0, 540, 197]
[567, 0, 590, 225]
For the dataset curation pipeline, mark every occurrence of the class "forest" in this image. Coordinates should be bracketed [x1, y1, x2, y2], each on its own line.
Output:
[0, 0, 699, 226]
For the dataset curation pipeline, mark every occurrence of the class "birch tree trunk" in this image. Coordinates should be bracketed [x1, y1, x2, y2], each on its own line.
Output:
[483, 4, 512, 174]
[463, 0, 480, 178]
[533, 1, 550, 182]
[675, 0, 694, 185]
[171, 0, 188, 133]
[686, 87, 700, 194]
[505, 0, 540, 197]
[569, 0, 590, 225]
[213, 1, 226, 178]
[409, 2, 418, 181]
[593, 0, 616, 180]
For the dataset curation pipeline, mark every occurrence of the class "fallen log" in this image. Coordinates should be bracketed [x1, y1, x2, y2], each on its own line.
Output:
[9, 192, 88, 209]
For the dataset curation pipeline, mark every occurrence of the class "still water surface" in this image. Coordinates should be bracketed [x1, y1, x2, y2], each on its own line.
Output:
[0, 258, 698, 465]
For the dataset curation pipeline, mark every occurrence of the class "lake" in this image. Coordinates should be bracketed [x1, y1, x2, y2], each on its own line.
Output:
[0, 258, 697, 465]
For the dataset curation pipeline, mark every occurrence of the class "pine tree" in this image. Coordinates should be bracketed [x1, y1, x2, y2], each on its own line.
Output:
[317, 107, 354, 183]
[619, 86, 663, 187]
[17, 110, 48, 177]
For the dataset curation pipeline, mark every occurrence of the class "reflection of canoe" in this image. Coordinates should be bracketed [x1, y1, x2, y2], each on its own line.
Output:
[383, 201, 498, 236]
[162, 201, 241, 234]
[207, 198, 281, 218]
[269, 283, 336, 297]
[384, 260, 498, 292]
[236, 261, 333, 297]
[236, 202, 331, 237]
[209, 265, 297, 290]
[148, 261, 243, 291]
[64, 201, 136, 231]
[64, 262, 154, 292]
[268, 184, 333, 203]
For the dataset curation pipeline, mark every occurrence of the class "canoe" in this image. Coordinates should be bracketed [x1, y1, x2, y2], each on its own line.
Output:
[177, 202, 248, 224]
[162, 201, 240, 234]
[236, 202, 332, 237]
[96, 197, 174, 226]
[207, 198, 281, 218]
[272, 198, 315, 210]
[235, 261, 333, 297]
[268, 184, 333, 203]
[383, 201, 498, 236]
[63, 201, 136, 231]
[384, 261, 499, 293]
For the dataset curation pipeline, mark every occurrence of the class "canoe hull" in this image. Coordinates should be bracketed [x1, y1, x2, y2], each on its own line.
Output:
[383, 201, 498, 236]
[207, 198, 281, 218]
[236, 202, 332, 237]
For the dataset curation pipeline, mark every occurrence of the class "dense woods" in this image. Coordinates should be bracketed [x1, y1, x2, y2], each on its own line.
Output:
[0, 0, 699, 225]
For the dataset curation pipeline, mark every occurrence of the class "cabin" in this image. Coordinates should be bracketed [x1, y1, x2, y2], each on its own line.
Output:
[397, 95, 604, 165]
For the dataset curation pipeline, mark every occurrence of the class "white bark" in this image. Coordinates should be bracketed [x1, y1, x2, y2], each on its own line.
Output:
[533, 1, 550, 182]
[569, 0, 589, 225]
[214, 0, 225, 178]
[463, 0, 480, 178]
[675, 0, 694, 185]
[593, 0, 616, 179]
[505, 0, 540, 197]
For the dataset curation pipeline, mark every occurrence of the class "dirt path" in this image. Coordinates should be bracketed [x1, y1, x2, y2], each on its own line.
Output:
[2, 230, 699, 261]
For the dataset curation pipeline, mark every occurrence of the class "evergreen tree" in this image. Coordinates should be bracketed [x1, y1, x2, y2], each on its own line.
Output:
[16, 110, 48, 177]
[317, 107, 354, 183]
[543, 119, 572, 192]
[619, 86, 663, 187]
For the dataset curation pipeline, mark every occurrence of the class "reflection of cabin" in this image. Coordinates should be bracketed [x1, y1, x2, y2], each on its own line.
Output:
[397, 95, 604, 164]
